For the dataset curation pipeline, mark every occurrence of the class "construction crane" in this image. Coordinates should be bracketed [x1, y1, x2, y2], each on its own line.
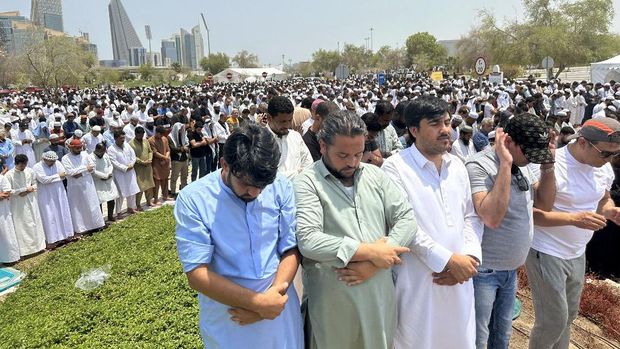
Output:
[200, 13, 211, 57]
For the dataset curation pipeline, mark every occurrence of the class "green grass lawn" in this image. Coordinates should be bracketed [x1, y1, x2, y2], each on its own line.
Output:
[0, 206, 202, 348]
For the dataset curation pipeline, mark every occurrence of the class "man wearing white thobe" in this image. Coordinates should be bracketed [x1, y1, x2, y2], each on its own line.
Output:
[571, 90, 587, 126]
[62, 139, 105, 234]
[33, 151, 74, 245]
[266, 96, 313, 180]
[0, 172, 20, 263]
[383, 96, 483, 349]
[451, 125, 477, 162]
[107, 130, 140, 217]
[5, 154, 46, 257]
[11, 123, 36, 168]
[90, 144, 119, 203]
[82, 126, 104, 154]
[123, 116, 140, 143]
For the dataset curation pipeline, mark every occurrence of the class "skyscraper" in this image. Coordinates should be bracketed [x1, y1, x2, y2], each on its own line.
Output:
[30, 0, 64, 32]
[172, 25, 205, 70]
[179, 29, 196, 70]
[108, 0, 144, 66]
[191, 25, 205, 67]
[160, 38, 177, 67]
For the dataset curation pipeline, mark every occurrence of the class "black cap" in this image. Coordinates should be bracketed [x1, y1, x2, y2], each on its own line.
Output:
[504, 113, 554, 164]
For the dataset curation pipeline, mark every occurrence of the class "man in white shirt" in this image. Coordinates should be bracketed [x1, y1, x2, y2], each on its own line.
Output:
[212, 113, 231, 169]
[123, 115, 140, 143]
[83, 126, 104, 153]
[483, 96, 497, 120]
[526, 118, 620, 349]
[450, 125, 476, 162]
[266, 96, 312, 180]
[11, 122, 36, 168]
[382, 96, 483, 349]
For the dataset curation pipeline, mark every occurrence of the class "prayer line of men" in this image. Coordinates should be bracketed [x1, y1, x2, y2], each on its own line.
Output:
[174, 95, 620, 349]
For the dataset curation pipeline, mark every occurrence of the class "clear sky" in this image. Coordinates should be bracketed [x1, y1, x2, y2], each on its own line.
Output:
[3, 0, 620, 66]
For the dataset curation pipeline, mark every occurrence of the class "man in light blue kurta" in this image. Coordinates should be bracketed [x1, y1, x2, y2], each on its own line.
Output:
[175, 123, 303, 349]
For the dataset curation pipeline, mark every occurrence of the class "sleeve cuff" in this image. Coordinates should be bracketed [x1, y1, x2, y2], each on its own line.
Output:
[426, 244, 453, 273]
[470, 186, 488, 194]
[336, 236, 361, 268]
[176, 237, 214, 273]
[462, 243, 483, 263]
[277, 235, 298, 256]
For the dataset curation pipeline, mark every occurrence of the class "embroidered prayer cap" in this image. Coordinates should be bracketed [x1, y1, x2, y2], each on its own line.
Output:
[42, 151, 58, 161]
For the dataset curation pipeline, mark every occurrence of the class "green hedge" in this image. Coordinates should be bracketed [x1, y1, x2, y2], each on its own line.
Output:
[0, 206, 202, 348]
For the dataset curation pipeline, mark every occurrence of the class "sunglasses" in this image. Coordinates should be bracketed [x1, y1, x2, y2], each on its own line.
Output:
[587, 140, 620, 158]
[511, 165, 529, 192]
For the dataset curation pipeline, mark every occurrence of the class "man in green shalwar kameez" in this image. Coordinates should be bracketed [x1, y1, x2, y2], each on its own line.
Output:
[294, 110, 417, 349]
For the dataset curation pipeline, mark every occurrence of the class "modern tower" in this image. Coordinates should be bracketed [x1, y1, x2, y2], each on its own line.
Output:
[191, 25, 205, 68]
[160, 38, 177, 67]
[30, 0, 64, 32]
[108, 0, 144, 66]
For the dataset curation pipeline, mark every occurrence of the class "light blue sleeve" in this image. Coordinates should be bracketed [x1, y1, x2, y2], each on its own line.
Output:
[174, 191, 215, 273]
[276, 177, 298, 255]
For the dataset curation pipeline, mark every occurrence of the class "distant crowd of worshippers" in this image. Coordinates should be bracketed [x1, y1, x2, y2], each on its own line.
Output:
[1, 75, 619, 266]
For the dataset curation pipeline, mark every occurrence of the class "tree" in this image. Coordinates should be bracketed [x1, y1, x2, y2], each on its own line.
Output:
[138, 63, 156, 81]
[170, 62, 182, 74]
[17, 34, 96, 87]
[311, 49, 340, 73]
[340, 44, 372, 73]
[404, 32, 447, 70]
[456, 0, 620, 77]
[232, 50, 259, 68]
[372, 45, 407, 71]
[199, 52, 230, 74]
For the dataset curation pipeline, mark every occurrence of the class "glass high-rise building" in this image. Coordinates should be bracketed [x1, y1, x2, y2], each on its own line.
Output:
[108, 0, 144, 66]
[30, 0, 64, 32]
[160, 39, 177, 67]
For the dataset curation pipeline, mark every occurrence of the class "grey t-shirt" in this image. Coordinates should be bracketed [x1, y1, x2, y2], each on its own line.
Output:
[465, 148, 535, 271]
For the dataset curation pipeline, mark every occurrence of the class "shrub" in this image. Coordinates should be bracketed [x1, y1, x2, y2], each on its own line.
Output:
[0, 206, 202, 348]
[579, 277, 620, 342]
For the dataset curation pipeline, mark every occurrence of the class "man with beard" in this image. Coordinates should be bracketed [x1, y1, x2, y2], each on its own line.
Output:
[267, 96, 312, 179]
[90, 143, 119, 222]
[450, 125, 476, 162]
[558, 126, 575, 148]
[11, 122, 36, 168]
[294, 110, 415, 349]
[107, 130, 140, 218]
[129, 127, 156, 209]
[175, 123, 303, 349]
[83, 126, 104, 154]
[62, 139, 105, 234]
[33, 151, 74, 248]
[375, 101, 404, 158]
[43, 134, 69, 162]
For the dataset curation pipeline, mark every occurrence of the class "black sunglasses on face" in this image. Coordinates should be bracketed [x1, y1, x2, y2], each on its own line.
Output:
[587, 140, 620, 158]
[511, 164, 529, 192]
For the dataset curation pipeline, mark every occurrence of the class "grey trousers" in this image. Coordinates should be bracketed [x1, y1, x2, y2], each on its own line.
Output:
[525, 248, 585, 349]
[170, 160, 189, 194]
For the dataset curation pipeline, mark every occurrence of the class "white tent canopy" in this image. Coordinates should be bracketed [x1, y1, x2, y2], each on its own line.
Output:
[591, 54, 620, 84]
[213, 68, 287, 83]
